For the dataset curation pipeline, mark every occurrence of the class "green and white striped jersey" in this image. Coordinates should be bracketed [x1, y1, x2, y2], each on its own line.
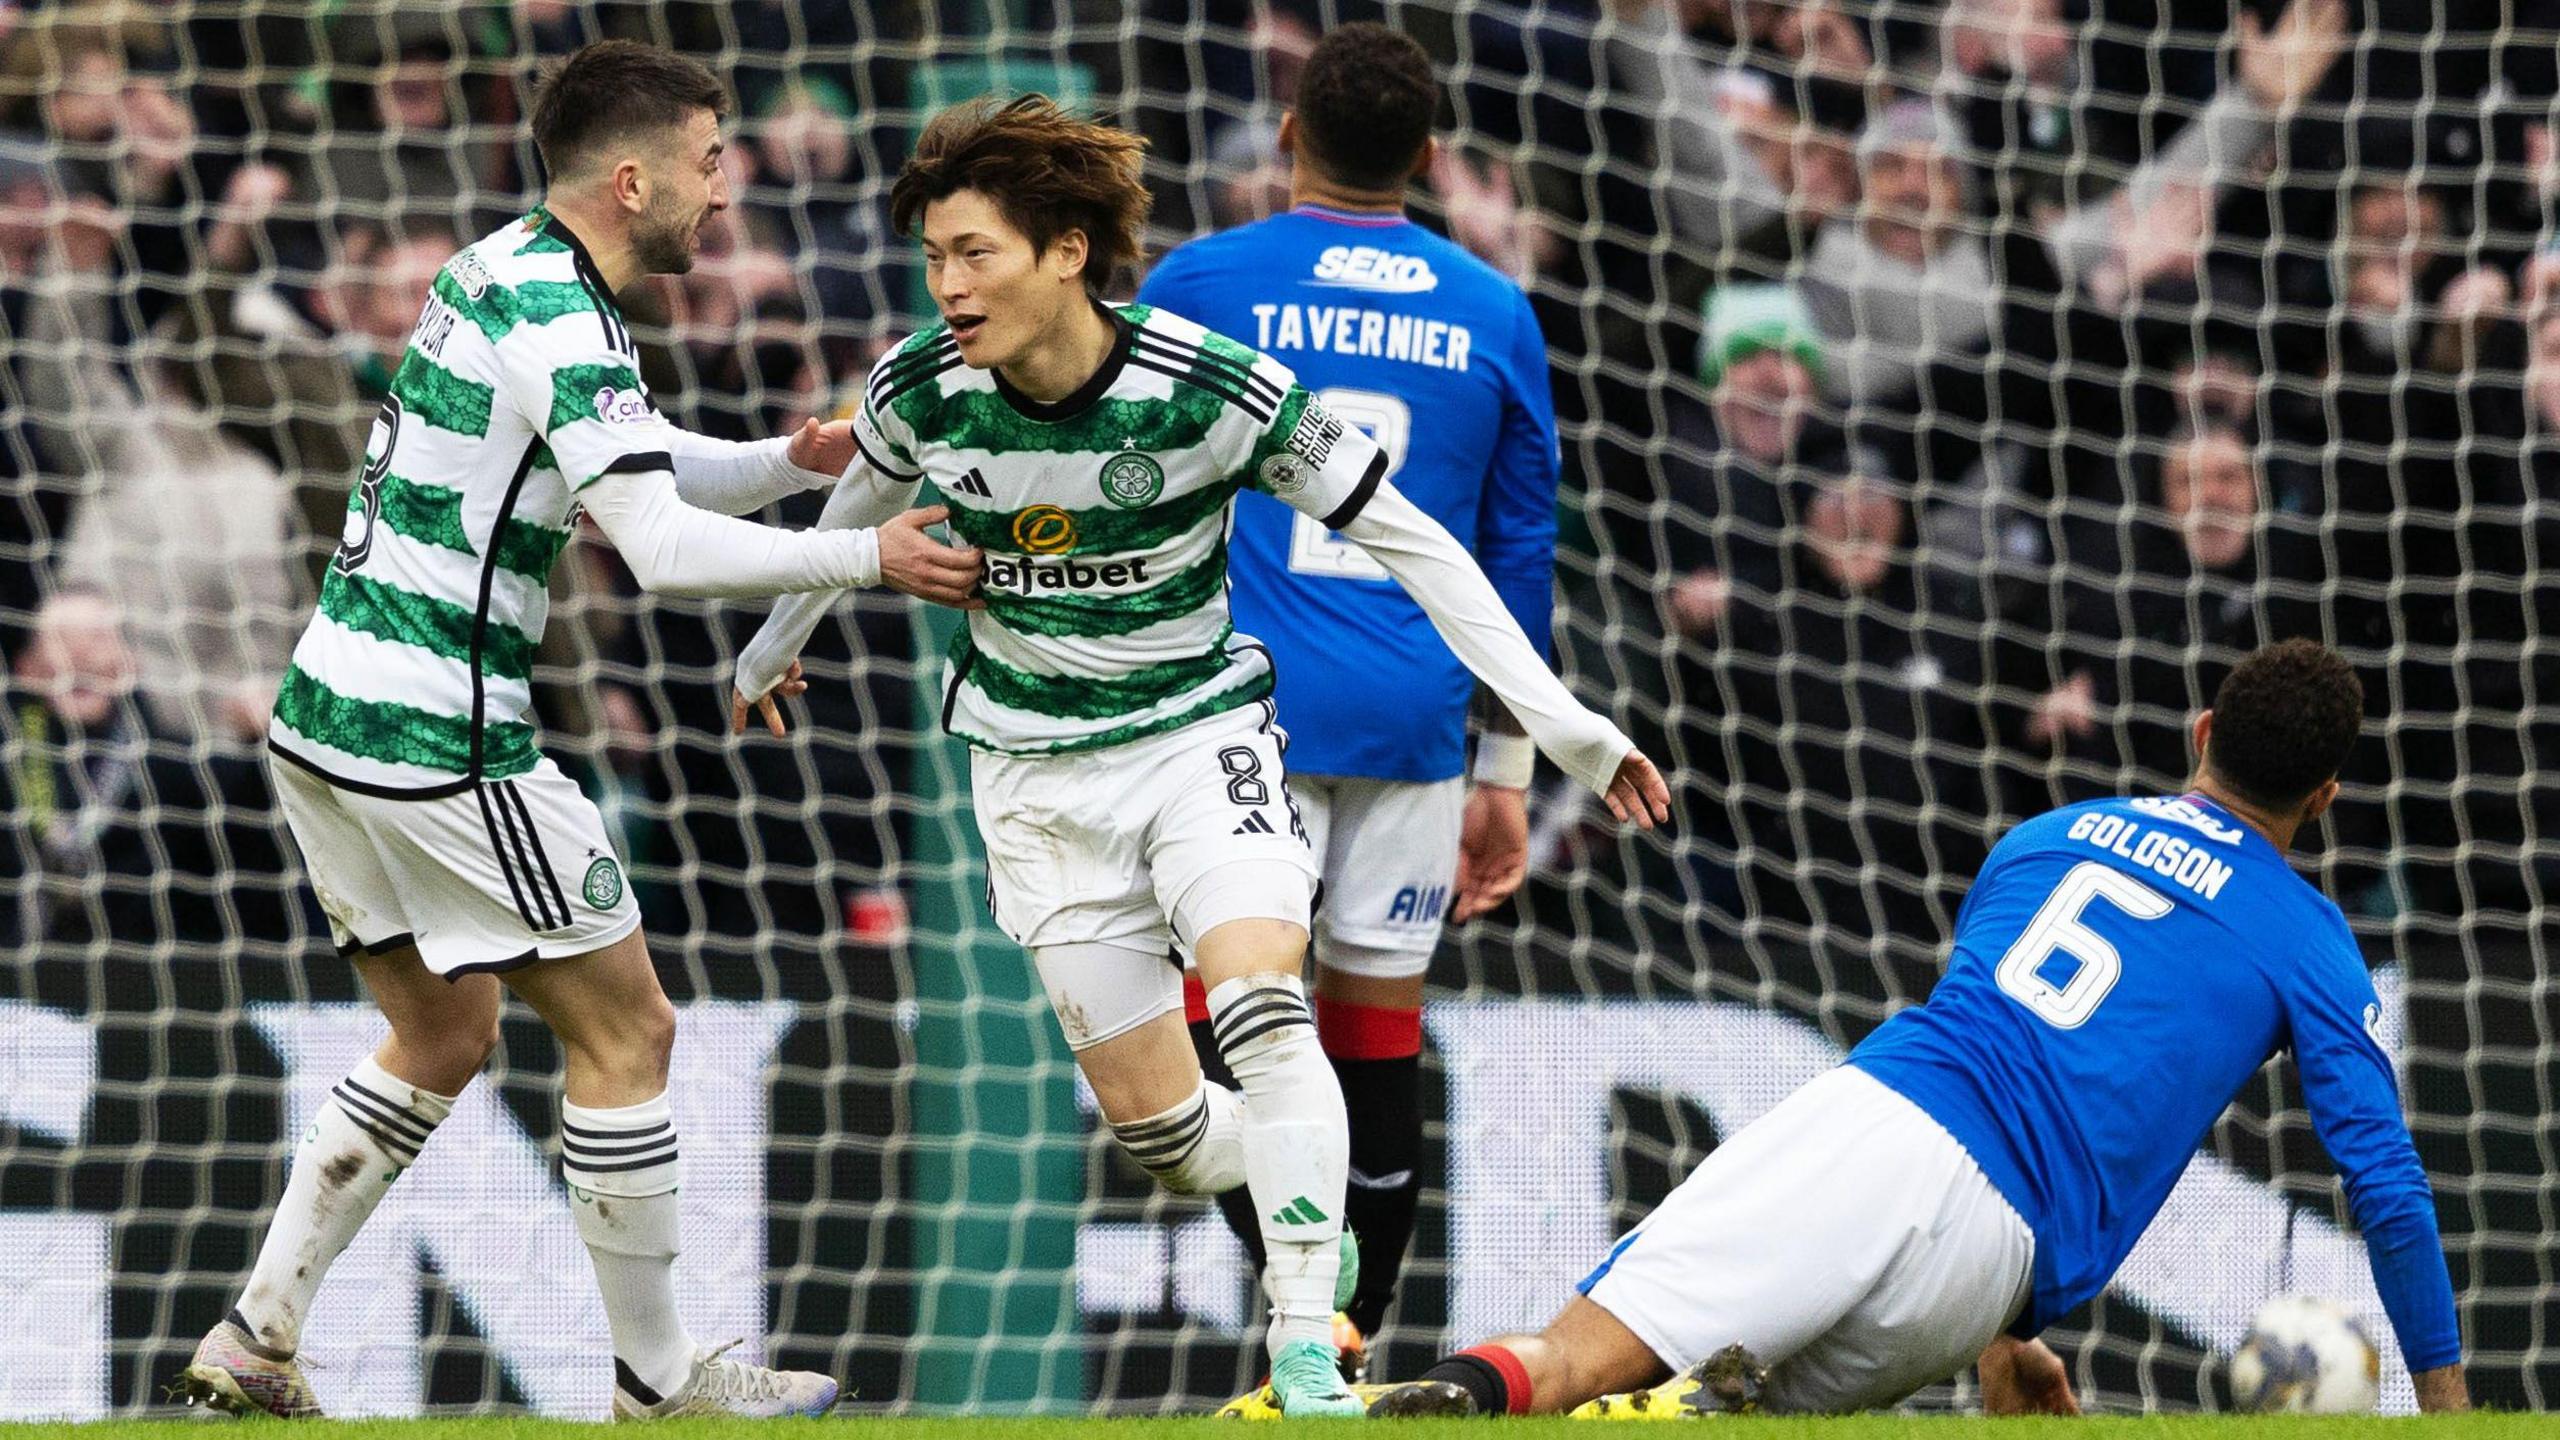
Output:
[270, 208, 681, 796]
[854, 304, 1387, 756]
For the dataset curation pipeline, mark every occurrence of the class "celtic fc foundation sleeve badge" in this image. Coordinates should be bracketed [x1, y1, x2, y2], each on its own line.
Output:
[1099, 451, 1166, 509]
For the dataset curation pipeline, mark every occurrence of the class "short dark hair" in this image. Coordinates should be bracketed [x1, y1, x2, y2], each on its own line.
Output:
[529, 40, 728, 183]
[888, 94, 1150, 297]
[1292, 23, 1437, 192]
[2205, 639, 2365, 811]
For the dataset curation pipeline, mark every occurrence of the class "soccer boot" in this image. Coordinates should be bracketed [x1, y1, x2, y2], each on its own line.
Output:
[1333, 1312, 1370, 1384]
[176, 1312, 322, 1418]
[612, 1341, 840, 1419]
[1362, 1379, 1477, 1417]
[1568, 1343, 1768, 1420]
[1217, 1382, 1285, 1419]
[1219, 1379, 1458, 1419]
[1270, 1337, 1365, 1418]
[1213, 1233, 1366, 1415]
[1334, 1228, 1361, 1311]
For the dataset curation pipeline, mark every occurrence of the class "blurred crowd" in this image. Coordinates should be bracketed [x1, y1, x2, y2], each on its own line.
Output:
[1, 0, 2554, 966]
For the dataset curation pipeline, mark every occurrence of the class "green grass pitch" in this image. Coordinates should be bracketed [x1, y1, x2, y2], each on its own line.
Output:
[2, 1416, 2543, 1438]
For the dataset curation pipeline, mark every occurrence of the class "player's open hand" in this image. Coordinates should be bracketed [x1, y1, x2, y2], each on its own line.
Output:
[877, 505, 985, 609]
[1602, 749, 1671, 830]
[1976, 1336, 2078, 1416]
[785, 417, 858, 479]
[730, 658, 808, 737]
[1453, 784, 1530, 921]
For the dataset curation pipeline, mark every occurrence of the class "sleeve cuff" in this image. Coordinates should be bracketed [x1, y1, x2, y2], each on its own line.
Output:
[854, 430, 923, 483]
[587, 450, 674, 486]
[1321, 450, 1389, 530]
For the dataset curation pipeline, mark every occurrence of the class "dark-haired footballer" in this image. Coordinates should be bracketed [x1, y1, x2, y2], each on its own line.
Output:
[728, 92, 1668, 1416]
[185, 39, 991, 1421]
[1137, 22, 1565, 1382]
[1367, 639, 2468, 1418]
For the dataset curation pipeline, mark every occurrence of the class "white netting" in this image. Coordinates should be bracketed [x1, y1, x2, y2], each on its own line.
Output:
[0, 0, 2551, 1419]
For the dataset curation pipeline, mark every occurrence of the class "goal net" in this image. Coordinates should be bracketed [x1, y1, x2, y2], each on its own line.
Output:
[0, 0, 2551, 1418]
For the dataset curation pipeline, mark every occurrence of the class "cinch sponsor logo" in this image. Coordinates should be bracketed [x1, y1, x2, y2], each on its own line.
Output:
[983, 555, 1153, 593]
[1311, 244, 1437, 294]
[593, 387, 652, 425]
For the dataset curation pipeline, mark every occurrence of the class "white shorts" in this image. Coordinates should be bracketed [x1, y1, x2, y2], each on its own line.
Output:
[1295, 773, 1467, 976]
[971, 704, 1319, 1047]
[1579, 1066, 2033, 1413]
[272, 753, 642, 979]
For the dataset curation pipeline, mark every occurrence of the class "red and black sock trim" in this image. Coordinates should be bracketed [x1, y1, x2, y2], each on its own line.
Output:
[1314, 996, 1423, 1060]
[1421, 1344, 1532, 1415]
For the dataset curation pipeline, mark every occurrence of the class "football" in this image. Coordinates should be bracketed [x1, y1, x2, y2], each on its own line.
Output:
[2228, 1295, 2384, 1413]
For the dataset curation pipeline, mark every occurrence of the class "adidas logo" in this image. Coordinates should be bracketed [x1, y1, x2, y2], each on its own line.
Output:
[1233, 811, 1276, 836]
[1270, 1195, 1329, 1226]
[949, 468, 993, 498]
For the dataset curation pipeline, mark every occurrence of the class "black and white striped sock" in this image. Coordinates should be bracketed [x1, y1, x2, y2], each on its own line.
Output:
[562, 1092, 693, 1401]
[327, 1069, 442, 1169]
[235, 1056, 455, 1353]
[561, 1096, 681, 1199]
[1111, 1081, 1246, 1195]
[1207, 972, 1347, 1352]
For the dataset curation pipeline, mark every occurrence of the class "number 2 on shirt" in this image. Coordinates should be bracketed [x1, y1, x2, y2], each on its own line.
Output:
[1285, 387, 1409, 580]
[1994, 861, 2175, 1028]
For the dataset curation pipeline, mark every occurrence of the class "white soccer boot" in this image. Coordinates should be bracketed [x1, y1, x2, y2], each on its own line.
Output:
[1270, 1337, 1365, 1418]
[612, 1341, 840, 1420]
[177, 1312, 323, 1418]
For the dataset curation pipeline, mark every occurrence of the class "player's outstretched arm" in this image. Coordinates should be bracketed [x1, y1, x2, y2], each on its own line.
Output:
[728, 466, 974, 736]
[580, 461, 890, 598]
[2288, 928, 2467, 1401]
[1337, 480, 1668, 827]
[657, 417, 858, 515]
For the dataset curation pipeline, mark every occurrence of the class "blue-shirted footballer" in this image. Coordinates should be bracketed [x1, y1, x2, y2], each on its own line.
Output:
[1141, 23, 1564, 1374]
[1375, 640, 2468, 1419]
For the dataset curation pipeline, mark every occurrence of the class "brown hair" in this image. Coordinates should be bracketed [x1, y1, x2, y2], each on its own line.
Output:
[889, 94, 1150, 296]
[529, 40, 728, 183]
[1293, 22, 1438, 193]
[2205, 638, 2365, 811]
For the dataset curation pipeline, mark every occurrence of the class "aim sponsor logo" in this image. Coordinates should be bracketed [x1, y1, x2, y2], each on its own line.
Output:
[1310, 244, 1438, 294]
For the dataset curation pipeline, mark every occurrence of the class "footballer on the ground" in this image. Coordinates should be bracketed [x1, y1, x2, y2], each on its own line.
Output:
[1352, 640, 2466, 1420]
[182, 39, 980, 1423]
[729, 92, 1669, 1418]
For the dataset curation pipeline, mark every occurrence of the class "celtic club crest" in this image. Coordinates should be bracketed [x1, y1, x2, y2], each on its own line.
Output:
[1099, 451, 1165, 509]
[582, 856, 624, 910]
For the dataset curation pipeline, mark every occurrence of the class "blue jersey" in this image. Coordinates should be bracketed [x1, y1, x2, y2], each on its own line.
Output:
[1851, 794, 2460, 1372]
[1137, 206, 1559, 781]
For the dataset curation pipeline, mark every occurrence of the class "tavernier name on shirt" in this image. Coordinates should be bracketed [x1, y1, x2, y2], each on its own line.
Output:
[2066, 796, 2239, 901]
[1248, 246, 1477, 373]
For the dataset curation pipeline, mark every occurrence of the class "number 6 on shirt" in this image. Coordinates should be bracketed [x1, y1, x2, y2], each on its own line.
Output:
[1994, 861, 2176, 1028]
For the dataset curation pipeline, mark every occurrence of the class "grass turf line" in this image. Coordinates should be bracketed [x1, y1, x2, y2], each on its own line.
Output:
[1, 1417, 2546, 1438]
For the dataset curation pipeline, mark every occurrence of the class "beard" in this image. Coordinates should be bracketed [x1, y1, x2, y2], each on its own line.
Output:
[632, 203, 698, 275]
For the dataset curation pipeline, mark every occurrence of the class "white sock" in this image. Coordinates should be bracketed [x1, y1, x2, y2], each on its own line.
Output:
[562, 1091, 695, 1403]
[235, 1055, 455, 1355]
[1110, 1080, 1247, 1194]
[1207, 972, 1346, 1354]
